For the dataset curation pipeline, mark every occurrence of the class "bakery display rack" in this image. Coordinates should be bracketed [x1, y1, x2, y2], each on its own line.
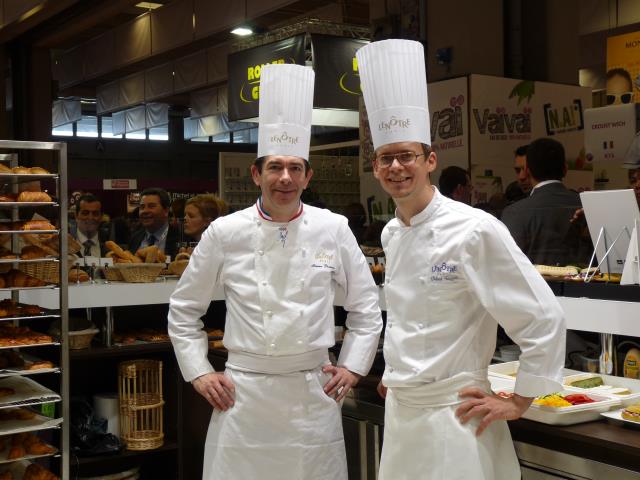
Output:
[0, 140, 69, 479]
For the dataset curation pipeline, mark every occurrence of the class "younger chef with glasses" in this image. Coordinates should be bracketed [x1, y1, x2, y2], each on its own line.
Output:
[357, 39, 566, 480]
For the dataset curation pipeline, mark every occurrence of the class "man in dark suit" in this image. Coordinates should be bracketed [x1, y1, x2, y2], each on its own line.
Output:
[502, 138, 589, 266]
[128, 187, 179, 259]
[70, 193, 108, 257]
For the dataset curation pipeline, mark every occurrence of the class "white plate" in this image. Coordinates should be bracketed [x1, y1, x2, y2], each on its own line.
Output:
[601, 408, 640, 427]
[492, 387, 620, 425]
[563, 373, 640, 406]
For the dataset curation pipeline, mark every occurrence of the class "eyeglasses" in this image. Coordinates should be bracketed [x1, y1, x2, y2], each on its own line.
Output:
[606, 92, 633, 105]
[375, 151, 424, 167]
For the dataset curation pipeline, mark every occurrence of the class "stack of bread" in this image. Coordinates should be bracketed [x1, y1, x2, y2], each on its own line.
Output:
[165, 246, 192, 276]
[0, 164, 50, 175]
[105, 241, 166, 264]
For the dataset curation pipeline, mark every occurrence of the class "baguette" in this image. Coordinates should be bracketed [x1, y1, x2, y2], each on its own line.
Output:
[11, 166, 30, 174]
[0, 164, 11, 174]
[29, 166, 50, 174]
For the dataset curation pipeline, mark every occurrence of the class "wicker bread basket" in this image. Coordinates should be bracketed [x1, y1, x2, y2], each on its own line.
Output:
[113, 263, 165, 283]
[18, 258, 77, 284]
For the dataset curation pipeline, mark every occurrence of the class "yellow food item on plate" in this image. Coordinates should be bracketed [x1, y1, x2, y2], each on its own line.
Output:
[533, 394, 572, 407]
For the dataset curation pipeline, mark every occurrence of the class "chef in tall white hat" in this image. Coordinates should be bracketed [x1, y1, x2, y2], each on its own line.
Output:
[357, 39, 566, 479]
[168, 63, 382, 480]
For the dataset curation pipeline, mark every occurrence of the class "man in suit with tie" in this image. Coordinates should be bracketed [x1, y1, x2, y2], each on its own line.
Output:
[128, 188, 179, 259]
[71, 193, 107, 257]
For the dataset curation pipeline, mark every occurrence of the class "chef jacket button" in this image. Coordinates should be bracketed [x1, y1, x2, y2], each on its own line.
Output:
[266, 310, 273, 317]
[387, 323, 392, 329]
[270, 343, 276, 348]
[304, 219, 308, 225]
[419, 276, 425, 283]
[299, 310, 304, 316]
[389, 367, 394, 372]
[258, 250, 264, 256]
[413, 367, 419, 373]
[418, 323, 424, 329]
[297, 340, 303, 345]
[262, 281, 267, 286]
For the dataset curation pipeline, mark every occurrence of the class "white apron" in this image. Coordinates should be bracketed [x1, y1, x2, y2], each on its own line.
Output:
[202, 352, 347, 480]
[379, 370, 521, 480]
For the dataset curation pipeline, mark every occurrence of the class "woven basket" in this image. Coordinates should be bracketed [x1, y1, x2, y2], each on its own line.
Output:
[103, 266, 124, 282]
[113, 263, 164, 283]
[69, 328, 99, 349]
[18, 260, 60, 284]
[119, 359, 164, 451]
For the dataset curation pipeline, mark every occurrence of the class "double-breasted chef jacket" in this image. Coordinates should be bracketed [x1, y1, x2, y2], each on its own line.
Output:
[378, 187, 566, 480]
[168, 201, 382, 480]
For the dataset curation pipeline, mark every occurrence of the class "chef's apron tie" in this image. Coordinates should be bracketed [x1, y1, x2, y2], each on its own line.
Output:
[390, 368, 490, 408]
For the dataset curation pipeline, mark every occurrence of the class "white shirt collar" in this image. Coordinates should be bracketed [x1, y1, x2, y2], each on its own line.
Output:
[530, 179, 562, 195]
[76, 229, 99, 245]
[394, 186, 442, 227]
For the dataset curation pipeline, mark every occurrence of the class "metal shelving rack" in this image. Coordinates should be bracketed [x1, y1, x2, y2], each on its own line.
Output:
[0, 140, 68, 479]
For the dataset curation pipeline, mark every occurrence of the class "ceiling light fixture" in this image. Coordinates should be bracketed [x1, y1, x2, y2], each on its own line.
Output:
[231, 26, 253, 36]
[135, 2, 163, 10]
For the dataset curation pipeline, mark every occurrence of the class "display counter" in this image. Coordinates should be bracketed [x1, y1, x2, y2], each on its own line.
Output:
[8, 279, 639, 336]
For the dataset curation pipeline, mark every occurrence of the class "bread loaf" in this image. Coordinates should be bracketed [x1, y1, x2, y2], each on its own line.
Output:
[20, 245, 48, 260]
[11, 166, 30, 174]
[0, 194, 16, 202]
[69, 269, 90, 283]
[29, 166, 50, 174]
[17, 191, 52, 203]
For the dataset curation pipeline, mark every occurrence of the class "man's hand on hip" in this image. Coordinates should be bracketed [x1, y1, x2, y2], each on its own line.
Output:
[322, 365, 361, 402]
[455, 387, 533, 436]
[192, 372, 235, 411]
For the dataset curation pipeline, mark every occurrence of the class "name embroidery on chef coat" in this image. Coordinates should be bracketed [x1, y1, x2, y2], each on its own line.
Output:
[430, 261, 460, 282]
[311, 249, 336, 270]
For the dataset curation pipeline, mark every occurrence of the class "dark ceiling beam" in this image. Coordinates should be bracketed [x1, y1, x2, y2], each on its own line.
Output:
[33, 0, 141, 48]
[0, 0, 80, 44]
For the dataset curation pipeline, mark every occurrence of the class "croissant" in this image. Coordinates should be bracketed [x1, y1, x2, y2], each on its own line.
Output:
[17, 191, 52, 203]
[21, 220, 55, 231]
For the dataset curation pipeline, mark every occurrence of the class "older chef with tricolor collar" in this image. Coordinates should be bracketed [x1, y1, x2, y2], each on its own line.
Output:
[357, 39, 566, 479]
[168, 63, 382, 480]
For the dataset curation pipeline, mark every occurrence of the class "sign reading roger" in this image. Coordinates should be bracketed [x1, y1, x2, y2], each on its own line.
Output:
[227, 35, 305, 121]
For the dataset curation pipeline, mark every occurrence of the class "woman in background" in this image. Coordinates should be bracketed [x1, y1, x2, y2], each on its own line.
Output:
[183, 194, 226, 242]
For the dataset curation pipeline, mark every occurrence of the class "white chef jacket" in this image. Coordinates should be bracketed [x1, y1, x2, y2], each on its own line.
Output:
[381, 188, 565, 397]
[168, 203, 382, 382]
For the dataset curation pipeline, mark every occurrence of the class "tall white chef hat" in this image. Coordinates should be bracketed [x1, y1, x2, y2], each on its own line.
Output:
[356, 39, 430, 151]
[257, 63, 315, 161]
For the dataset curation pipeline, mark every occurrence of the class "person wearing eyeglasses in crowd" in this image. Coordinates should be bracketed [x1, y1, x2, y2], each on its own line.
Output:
[606, 68, 635, 105]
[357, 38, 566, 479]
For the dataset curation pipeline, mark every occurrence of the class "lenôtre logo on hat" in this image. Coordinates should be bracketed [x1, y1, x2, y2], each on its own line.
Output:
[270, 131, 299, 145]
[378, 116, 411, 131]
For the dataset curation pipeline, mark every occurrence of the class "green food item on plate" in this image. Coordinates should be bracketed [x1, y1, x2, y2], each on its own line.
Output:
[569, 376, 604, 389]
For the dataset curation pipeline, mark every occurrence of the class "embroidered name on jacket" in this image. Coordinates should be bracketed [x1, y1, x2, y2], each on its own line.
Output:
[312, 250, 336, 270]
[430, 262, 460, 281]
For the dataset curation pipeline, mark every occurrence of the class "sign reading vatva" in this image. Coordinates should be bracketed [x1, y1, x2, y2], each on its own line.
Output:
[227, 35, 306, 121]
